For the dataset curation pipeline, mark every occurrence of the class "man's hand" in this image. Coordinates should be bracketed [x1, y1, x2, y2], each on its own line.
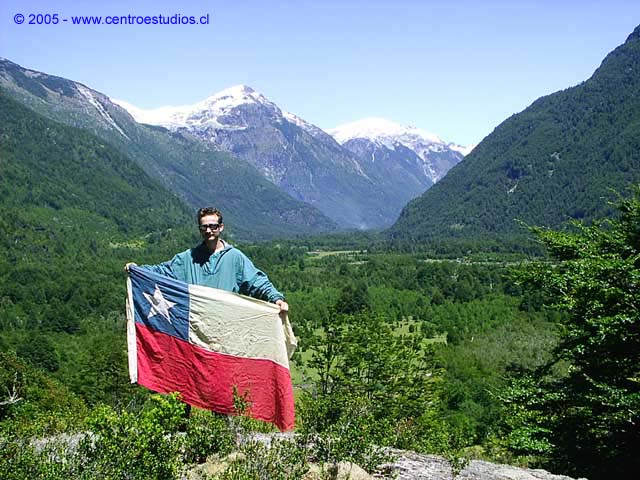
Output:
[124, 262, 137, 273]
[275, 299, 289, 313]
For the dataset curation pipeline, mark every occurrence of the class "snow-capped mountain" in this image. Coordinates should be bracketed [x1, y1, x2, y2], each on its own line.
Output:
[329, 118, 468, 183]
[117, 86, 470, 229]
[116, 84, 348, 185]
[118, 87, 413, 228]
[0, 59, 336, 239]
[116, 85, 331, 141]
[117, 85, 281, 131]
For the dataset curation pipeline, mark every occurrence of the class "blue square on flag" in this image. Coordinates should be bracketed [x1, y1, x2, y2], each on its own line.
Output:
[129, 267, 190, 341]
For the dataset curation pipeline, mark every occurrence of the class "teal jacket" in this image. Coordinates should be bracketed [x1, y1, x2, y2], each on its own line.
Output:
[141, 242, 284, 303]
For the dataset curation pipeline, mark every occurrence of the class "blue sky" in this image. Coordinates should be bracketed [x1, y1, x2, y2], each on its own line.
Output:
[1, 0, 639, 146]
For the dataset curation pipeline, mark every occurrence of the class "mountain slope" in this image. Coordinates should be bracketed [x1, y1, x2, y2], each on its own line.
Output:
[390, 25, 640, 243]
[0, 87, 191, 234]
[120, 86, 395, 228]
[0, 59, 336, 240]
[121, 87, 467, 229]
[0, 86, 199, 334]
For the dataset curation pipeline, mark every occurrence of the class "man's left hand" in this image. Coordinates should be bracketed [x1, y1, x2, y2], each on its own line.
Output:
[275, 299, 289, 312]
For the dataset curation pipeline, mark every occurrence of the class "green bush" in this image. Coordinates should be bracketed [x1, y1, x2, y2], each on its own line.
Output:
[216, 438, 309, 480]
[300, 394, 391, 472]
[0, 435, 77, 480]
[78, 393, 185, 479]
[183, 410, 234, 464]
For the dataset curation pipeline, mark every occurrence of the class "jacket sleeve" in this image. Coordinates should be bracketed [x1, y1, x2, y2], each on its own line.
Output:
[140, 253, 184, 279]
[236, 253, 284, 303]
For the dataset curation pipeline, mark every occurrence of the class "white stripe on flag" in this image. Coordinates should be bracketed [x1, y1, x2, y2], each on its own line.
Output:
[188, 284, 293, 369]
[126, 275, 138, 383]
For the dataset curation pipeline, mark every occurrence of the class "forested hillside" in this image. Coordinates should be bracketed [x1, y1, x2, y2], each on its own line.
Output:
[0, 88, 197, 398]
[391, 25, 640, 245]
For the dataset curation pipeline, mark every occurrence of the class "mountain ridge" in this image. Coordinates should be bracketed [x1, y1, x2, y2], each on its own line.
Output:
[119, 87, 466, 227]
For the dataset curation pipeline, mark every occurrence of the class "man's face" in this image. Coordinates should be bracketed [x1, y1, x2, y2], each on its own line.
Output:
[199, 214, 224, 242]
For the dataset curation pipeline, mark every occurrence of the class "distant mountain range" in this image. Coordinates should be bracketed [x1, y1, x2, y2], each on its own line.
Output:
[390, 24, 640, 245]
[15, 20, 638, 249]
[0, 59, 335, 240]
[117, 86, 466, 229]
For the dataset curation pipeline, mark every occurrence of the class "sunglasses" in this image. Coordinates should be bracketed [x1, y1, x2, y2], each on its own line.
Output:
[199, 223, 221, 232]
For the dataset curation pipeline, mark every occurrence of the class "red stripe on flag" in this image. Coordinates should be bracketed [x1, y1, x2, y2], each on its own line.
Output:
[135, 323, 295, 431]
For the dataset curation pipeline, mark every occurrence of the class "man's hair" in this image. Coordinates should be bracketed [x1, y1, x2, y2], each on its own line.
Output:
[197, 207, 223, 224]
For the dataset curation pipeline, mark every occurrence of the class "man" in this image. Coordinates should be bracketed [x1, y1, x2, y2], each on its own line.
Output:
[125, 207, 288, 312]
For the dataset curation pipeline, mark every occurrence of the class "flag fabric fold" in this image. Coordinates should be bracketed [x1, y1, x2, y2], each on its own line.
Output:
[126, 266, 296, 430]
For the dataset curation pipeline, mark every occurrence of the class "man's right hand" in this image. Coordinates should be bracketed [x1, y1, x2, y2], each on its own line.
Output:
[124, 262, 137, 273]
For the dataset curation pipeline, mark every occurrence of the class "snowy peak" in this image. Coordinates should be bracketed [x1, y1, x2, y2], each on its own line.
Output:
[329, 117, 443, 145]
[329, 117, 471, 157]
[201, 84, 272, 111]
[329, 117, 468, 184]
[113, 84, 281, 130]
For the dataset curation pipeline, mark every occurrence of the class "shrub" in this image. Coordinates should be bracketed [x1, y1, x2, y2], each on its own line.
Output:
[78, 393, 185, 479]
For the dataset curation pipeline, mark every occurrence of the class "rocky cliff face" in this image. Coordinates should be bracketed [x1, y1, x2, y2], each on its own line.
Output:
[121, 87, 469, 229]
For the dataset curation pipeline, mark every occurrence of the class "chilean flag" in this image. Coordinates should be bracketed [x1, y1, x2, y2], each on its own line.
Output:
[125, 266, 296, 430]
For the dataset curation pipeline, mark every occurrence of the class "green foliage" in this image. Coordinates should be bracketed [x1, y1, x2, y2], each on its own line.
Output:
[299, 307, 464, 464]
[16, 334, 60, 372]
[0, 393, 240, 480]
[79, 394, 186, 479]
[498, 372, 555, 459]
[0, 352, 86, 436]
[182, 410, 234, 464]
[0, 437, 72, 480]
[298, 395, 392, 472]
[503, 186, 640, 479]
[438, 299, 558, 441]
[334, 282, 370, 315]
[216, 439, 309, 480]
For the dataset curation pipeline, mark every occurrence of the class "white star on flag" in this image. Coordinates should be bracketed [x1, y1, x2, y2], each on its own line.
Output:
[143, 285, 177, 323]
